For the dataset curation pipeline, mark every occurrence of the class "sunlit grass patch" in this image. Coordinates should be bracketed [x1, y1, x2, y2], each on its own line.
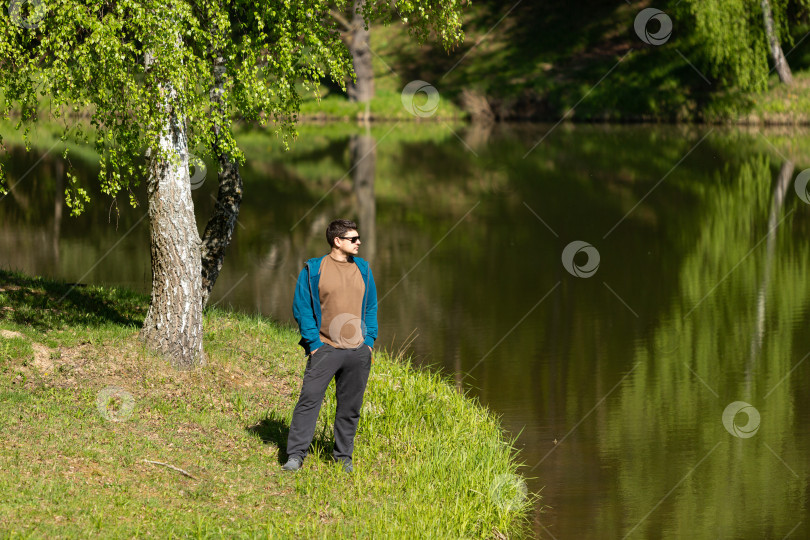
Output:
[0, 271, 535, 538]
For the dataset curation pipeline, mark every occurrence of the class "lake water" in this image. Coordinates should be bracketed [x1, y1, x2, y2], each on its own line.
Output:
[2, 121, 809, 539]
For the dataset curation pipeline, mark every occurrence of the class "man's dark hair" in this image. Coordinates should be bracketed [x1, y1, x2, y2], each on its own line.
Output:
[326, 219, 358, 248]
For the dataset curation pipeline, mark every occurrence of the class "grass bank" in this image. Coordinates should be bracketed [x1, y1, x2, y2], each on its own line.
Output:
[344, 1, 810, 124]
[0, 270, 535, 538]
[4, 0, 810, 125]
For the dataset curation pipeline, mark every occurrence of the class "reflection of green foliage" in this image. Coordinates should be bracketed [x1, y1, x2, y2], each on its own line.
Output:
[6, 124, 810, 538]
[235, 121, 459, 158]
[234, 121, 472, 207]
[599, 154, 810, 538]
[0, 118, 101, 166]
[297, 88, 466, 120]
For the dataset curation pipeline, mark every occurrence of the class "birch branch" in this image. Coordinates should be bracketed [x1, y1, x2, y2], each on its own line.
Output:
[143, 459, 198, 480]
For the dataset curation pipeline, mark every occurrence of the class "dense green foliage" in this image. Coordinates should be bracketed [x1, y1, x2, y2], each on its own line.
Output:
[678, 0, 809, 91]
[362, 0, 810, 120]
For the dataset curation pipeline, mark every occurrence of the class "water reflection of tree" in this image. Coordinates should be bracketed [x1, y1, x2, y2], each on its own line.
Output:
[52, 158, 64, 266]
[598, 155, 809, 539]
[1, 149, 67, 273]
[2, 146, 36, 213]
[234, 128, 378, 316]
[746, 159, 793, 385]
[0, 145, 154, 289]
[350, 126, 377, 262]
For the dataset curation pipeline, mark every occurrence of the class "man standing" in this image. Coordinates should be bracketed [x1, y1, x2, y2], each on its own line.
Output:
[283, 219, 378, 473]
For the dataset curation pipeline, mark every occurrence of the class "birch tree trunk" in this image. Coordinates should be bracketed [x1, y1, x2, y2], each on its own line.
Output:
[200, 48, 243, 307]
[346, 0, 374, 104]
[760, 0, 793, 85]
[139, 48, 206, 369]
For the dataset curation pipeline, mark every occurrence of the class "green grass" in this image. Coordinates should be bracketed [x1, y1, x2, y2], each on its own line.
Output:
[297, 87, 466, 121]
[365, 1, 810, 123]
[745, 72, 810, 122]
[0, 270, 536, 538]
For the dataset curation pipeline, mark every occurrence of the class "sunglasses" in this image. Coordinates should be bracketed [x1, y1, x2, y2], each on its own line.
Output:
[339, 235, 361, 244]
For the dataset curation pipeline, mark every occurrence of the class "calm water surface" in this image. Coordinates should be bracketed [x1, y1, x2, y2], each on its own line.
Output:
[2, 122, 809, 539]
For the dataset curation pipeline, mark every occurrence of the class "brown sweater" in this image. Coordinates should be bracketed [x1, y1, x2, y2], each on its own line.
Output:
[318, 254, 366, 348]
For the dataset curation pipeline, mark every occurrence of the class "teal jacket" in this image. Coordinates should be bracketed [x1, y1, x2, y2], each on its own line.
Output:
[292, 254, 378, 355]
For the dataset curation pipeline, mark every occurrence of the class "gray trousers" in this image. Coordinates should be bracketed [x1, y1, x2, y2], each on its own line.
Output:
[286, 342, 372, 463]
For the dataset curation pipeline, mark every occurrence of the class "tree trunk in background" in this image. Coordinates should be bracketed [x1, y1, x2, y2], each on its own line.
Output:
[200, 48, 243, 307]
[760, 0, 793, 85]
[350, 129, 376, 262]
[347, 0, 374, 104]
[53, 158, 63, 266]
[139, 49, 205, 369]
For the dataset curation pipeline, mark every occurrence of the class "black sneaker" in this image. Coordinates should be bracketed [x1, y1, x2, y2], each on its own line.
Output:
[335, 458, 353, 473]
[282, 456, 303, 471]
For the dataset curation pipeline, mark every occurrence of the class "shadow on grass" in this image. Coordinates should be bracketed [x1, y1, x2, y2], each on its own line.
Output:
[247, 409, 335, 465]
[0, 269, 145, 331]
